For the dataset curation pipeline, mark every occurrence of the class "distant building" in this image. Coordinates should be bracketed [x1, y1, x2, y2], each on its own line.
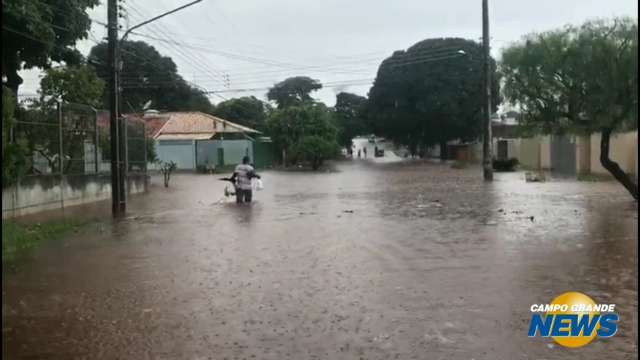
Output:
[492, 111, 522, 161]
[138, 111, 276, 170]
[489, 111, 637, 179]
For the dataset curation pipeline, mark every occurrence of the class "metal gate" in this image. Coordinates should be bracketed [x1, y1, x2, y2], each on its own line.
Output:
[157, 140, 194, 169]
[550, 135, 576, 176]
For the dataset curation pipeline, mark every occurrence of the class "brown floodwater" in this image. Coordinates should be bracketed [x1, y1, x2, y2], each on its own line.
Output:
[2, 159, 638, 359]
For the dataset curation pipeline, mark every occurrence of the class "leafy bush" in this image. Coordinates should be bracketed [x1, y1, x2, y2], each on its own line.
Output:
[493, 158, 519, 172]
[292, 135, 340, 170]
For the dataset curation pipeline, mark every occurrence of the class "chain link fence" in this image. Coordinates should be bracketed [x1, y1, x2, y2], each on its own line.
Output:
[3, 98, 149, 217]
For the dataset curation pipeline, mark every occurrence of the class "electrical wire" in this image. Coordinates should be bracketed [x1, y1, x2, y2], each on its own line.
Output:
[124, 2, 227, 86]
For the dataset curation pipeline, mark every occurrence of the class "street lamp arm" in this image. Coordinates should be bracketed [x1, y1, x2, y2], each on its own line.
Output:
[121, 0, 203, 41]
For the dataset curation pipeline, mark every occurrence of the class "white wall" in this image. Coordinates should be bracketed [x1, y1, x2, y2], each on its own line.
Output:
[157, 140, 196, 170]
[590, 131, 638, 178]
[2, 174, 147, 218]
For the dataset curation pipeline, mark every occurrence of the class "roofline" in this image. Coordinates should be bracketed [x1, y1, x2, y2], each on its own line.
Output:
[152, 114, 173, 139]
[151, 111, 262, 140]
[196, 111, 262, 134]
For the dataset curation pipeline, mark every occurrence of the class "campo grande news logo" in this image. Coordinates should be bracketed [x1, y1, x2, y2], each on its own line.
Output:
[528, 291, 619, 348]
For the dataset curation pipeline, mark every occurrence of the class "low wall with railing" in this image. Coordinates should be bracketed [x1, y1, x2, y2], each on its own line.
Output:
[4, 100, 150, 219]
[2, 173, 148, 219]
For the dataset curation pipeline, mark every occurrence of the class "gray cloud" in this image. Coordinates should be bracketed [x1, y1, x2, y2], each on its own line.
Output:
[18, 0, 637, 106]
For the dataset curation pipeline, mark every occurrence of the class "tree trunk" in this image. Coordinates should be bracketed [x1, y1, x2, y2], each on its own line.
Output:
[3, 52, 23, 98]
[600, 128, 638, 200]
[4, 68, 22, 98]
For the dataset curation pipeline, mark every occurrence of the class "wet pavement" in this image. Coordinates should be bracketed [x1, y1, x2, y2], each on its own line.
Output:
[2, 159, 638, 359]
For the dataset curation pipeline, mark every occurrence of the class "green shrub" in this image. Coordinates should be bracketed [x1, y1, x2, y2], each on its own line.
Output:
[493, 158, 519, 171]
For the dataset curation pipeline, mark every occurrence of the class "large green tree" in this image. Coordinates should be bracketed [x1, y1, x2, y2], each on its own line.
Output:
[21, 65, 106, 174]
[267, 76, 322, 109]
[501, 17, 638, 199]
[88, 40, 214, 113]
[333, 92, 369, 148]
[267, 103, 339, 169]
[213, 96, 270, 132]
[2, 87, 28, 187]
[367, 38, 500, 157]
[40, 65, 105, 107]
[2, 0, 98, 95]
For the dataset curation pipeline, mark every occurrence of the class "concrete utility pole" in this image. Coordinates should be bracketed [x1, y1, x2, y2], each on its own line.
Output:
[107, 0, 203, 217]
[108, 0, 124, 216]
[482, 0, 494, 181]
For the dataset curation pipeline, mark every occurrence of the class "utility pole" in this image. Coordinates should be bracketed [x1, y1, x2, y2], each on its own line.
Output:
[116, 0, 127, 216]
[482, 0, 493, 181]
[108, 0, 124, 216]
[108, 0, 202, 217]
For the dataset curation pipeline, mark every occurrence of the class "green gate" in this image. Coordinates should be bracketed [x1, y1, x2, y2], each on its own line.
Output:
[253, 137, 277, 169]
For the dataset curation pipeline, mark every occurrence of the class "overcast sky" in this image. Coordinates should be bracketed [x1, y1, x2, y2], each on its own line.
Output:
[18, 0, 638, 108]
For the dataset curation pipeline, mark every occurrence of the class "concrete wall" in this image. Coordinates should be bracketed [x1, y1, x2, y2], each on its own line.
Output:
[508, 139, 521, 160]
[2, 173, 147, 218]
[513, 131, 636, 177]
[590, 131, 638, 178]
[575, 135, 591, 175]
[540, 135, 551, 170]
[519, 137, 541, 169]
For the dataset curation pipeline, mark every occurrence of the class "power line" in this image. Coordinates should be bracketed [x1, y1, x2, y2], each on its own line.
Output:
[89, 16, 227, 96]
[118, 47, 468, 88]
[124, 2, 227, 87]
[199, 78, 375, 94]
[126, 30, 385, 81]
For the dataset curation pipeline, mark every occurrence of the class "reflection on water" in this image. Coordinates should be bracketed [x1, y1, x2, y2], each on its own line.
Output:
[2, 161, 637, 359]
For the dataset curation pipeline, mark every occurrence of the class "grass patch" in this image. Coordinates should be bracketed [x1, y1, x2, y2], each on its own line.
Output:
[2, 219, 88, 266]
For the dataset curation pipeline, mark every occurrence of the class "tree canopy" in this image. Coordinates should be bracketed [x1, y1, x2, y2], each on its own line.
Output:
[213, 96, 271, 132]
[88, 40, 214, 113]
[2, 0, 98, 95]
[267, 103, 339, 169]
[2, 87, 28, 186]
[367, 37, 500, 156]
[501, 17, 638, 199]
[333, 92, 369, 148]
[39, 65, 105, 107]
[267, 76, 322, 109]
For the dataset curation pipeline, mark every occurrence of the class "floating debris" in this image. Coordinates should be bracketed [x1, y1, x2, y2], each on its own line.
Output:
[525, 172, 546, 182]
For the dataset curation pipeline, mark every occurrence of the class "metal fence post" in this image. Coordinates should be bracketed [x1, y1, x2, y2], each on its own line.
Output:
[94, 108, 99, 174]
[143, 121, 148, 191]
[58, 101, 64, 210]
[123, 117, 128, 198]
[124, 117, 129, 174]
[143, 122, 147, 170]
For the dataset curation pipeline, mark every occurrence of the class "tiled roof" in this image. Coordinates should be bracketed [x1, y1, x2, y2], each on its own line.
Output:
[142, 116, 170, 138]
[97, 112, 161, 137]
[156, 133, 213, 140]
[100, 111, 259, 140]
[153, 111, 260, 140]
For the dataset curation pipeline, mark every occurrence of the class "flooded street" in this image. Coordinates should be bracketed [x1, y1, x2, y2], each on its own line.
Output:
[3, 160, 638, 359]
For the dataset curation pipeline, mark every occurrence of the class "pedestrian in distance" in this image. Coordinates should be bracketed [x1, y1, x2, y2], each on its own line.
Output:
[363, 147, 367, 158]
[357, 149, 361, 158]
[230, 156, 261, 204]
